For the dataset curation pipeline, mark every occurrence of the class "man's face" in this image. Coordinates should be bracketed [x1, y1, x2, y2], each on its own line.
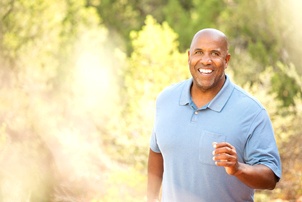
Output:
[188, 32, 230, 92]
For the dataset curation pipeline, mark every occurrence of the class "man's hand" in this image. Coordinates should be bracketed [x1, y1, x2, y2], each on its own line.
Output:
[212, 142, 241, 176]
[212, 142, 278, 189]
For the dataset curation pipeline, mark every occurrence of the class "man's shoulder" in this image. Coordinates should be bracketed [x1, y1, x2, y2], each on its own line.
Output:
[232, 84, 265, 110]
[156, 79, 190, 105]
[158, 79, 189, 97]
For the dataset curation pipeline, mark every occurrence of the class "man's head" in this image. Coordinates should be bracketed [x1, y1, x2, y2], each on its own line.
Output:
[188, 28, 231, 93]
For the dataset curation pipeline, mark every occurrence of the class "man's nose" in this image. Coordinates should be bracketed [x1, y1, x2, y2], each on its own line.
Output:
[199, 54, 212, 65]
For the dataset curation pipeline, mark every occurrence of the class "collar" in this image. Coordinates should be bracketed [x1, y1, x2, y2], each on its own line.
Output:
[179, 75, 235, 112]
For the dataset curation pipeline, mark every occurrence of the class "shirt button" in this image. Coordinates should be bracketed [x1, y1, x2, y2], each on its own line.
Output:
[194, 111, 198, 115]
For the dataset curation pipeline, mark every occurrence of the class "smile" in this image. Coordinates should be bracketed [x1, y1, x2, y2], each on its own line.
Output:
[198, 68, 213, 74]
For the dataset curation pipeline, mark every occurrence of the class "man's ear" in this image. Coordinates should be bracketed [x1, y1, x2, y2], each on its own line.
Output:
[187, 50, 190, 64]
[225, 54, 231, 66]
[223, 54, 231, 70]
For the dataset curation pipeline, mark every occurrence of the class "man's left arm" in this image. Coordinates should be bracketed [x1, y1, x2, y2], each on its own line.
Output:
[213, 142, 279, 189]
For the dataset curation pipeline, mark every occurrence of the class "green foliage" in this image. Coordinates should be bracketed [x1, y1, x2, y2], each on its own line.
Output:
[162, 0, 192, 51]
[271, 62, 302, 107]
[110, 16, 189, 169]
[91, 0, 166, 53]
[219, 0, 302, 83]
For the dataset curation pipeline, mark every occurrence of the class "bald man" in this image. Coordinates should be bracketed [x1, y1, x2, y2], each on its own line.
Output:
[147, 28, 281, 202]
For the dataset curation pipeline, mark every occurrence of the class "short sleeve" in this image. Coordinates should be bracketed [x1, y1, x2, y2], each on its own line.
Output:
[150, 128, 161, 153]
[244, 109, 282, 179]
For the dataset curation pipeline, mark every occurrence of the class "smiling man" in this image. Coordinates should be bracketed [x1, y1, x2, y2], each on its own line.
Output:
[147, 28, 281, 202]
[188, 29, 230, 108]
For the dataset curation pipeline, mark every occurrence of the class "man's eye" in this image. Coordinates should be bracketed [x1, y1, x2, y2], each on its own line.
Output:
[211, 52, 220, 56]
[195, 51, 203, 55]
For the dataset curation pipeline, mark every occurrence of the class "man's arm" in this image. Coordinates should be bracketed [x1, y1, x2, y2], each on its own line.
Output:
[147, 149, 163, 202]
[213, 142, 279, 189]
[232, 162, 278, 189]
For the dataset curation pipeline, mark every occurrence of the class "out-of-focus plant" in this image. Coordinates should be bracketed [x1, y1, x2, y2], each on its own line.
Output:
[0, 0, 122, 201]
[105, 15, 189, 171]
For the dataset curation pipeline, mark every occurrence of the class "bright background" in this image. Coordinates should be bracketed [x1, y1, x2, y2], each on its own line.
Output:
[0, 0, 301, 201]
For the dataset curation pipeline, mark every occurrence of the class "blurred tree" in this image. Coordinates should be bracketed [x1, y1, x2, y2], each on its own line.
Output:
[0, 0, 110, 201]
[219, 0, 283, 83]
[271, 62, 302, 107]
[174, 0, 226, 51]
[88, 0, 167, 54]
[218, 0, 302, 107]
[106, 15, 189, 169]
[161, 0, 193, 51]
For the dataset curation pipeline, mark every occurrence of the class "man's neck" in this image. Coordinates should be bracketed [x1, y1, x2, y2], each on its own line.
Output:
[190, 76, 226, 108]
[191, 89, 216, 108]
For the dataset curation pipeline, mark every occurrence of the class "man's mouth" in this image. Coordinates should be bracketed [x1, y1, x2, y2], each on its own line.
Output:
[198, 68, 213, 74]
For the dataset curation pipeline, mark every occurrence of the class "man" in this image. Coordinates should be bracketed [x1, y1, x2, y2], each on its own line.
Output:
[147, 28, 281, 202]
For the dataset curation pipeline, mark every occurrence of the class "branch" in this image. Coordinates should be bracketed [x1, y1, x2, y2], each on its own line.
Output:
[2, 0, 15, 21]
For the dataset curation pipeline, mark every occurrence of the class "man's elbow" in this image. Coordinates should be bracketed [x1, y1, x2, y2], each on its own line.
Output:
[267, 175, 279, 190]
[267, 182, 276, 190]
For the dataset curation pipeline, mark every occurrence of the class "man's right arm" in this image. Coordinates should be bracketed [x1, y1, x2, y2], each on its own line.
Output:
[147, 149, 163, 202]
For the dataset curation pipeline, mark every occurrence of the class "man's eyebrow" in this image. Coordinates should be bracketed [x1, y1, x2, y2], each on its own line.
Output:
[211, 49, 222, 52]
[193, 48, 222, 52]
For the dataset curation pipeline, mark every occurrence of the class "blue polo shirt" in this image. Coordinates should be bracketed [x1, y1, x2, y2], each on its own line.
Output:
[150, 75, 282, 202]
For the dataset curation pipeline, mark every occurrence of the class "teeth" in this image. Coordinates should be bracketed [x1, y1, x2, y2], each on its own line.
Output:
[198, 69, 213, 74]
